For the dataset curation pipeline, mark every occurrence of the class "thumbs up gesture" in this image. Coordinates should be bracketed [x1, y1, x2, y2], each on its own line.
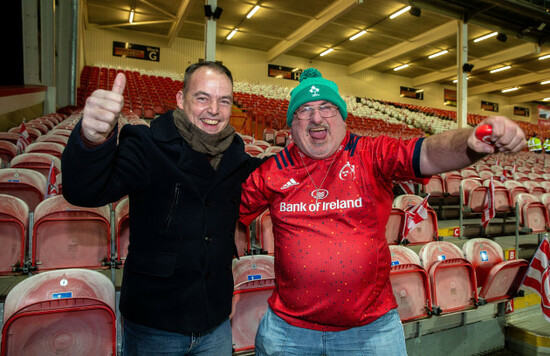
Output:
[81, 72, 126, 143]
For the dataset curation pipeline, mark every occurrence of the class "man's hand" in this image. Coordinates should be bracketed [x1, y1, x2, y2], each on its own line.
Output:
[468, 116, 526, 154]
[81, 72, 126, 143]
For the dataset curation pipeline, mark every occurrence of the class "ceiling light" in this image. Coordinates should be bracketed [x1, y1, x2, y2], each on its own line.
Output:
[541, 80, 550, 85]
[246, 5, 260, 19]
[428, 50, 449, 59]
[291, 68, 300, 72]
[393, 64, 409, 71]
[390, 6, 411, 19]
[501, 87, 519, 93]
[349, 30, 367, 41]
[473, 31, 498, 43]
[539, 54, 550, 60]
[226, 28, 238, 40]
[543, 98, 550, 101]
[129, 9, 135, 24]
[490, 65, 511, 73]
[320, 48, 334, 57]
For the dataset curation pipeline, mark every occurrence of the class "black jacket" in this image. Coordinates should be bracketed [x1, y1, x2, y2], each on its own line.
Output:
[62, 111, 262, 334]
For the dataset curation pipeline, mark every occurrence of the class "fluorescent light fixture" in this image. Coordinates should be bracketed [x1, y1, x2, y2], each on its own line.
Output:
[320, 48, 334, 56]
[539, 54, 550, 60]
[453, 77, 470, 83]
[393, 64, 409, 71]
[390, 6, 411, 19]
[416, 89, 424, 93]
[227, 28, 238, 40]
[474, 31, 498, 42]
[129, 9, 135, 23]
[543, 97, 550, 101]
[428, 50, 448, 59]
[501, 87, 519, 93]
[541, 80, 550, 85]
[246, 5, 260, 19]
[349, 30, 367, 41]
[490, 65, 511, 73]
[291, 68, 300, 72]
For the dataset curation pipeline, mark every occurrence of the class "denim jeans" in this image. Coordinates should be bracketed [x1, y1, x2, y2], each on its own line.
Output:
[121, 317, 232, 356]
[255, 307, 407, 356]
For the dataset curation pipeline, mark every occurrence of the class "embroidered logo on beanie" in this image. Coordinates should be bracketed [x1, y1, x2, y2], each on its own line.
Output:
[286, 68, 347, 127]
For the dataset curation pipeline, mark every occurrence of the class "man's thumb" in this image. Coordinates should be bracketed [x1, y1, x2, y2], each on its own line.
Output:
[112, 72, 126, 95]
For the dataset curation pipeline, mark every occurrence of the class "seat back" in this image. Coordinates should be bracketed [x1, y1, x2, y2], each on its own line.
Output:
[385, 208, 404, 245]
[0, 195, 29, 275]
[462, 238, 504, 287]
[231, 255, 276, 353]
[10, 152, 61, 179]
[115, 196, 130, 264]
[423, 175, 444, 197]
[256, 209, 274, 255]
[32, 195, 111, 270]
[0, 168, 47, 211]
[516, 193, 549, 233]
[1, 268, 116, 356]
[418, 241, 463, 273]
[25, 142, 65, 159]
[0, 140, 18, 167]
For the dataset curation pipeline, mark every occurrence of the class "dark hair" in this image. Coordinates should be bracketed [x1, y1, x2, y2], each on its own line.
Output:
[183, 61, 233, 93]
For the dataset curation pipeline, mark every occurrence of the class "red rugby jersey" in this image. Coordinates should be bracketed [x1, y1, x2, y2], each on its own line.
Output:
[240, 132, 429, 331]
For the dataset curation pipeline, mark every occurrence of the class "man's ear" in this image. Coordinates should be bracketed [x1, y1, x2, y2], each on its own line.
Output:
[176, 90, 184, 109]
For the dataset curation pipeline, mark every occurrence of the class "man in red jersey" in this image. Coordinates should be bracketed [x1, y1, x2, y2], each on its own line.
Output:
[240, 68, 526, 355]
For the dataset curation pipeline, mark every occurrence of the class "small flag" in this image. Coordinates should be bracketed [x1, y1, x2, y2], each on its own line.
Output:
[398, 181, 415, 195]
[500, 170, 508, 182]
[481, 176, 495, 229]
[520, 237, 550, 323]
[16, 121, 31, 153]
[402, 194, 430, 238]
[45, 159, 58, 198]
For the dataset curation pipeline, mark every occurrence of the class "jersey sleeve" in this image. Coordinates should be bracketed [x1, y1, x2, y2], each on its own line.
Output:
[361, 136, 430, 185]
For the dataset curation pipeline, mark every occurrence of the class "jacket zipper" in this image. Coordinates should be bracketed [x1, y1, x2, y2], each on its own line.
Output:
[164, 183, 181, 229]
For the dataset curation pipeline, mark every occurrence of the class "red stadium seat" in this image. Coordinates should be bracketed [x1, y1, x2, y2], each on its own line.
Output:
[393, 195, 438, 245]
[10, 153, 61, 179]
[1, 268, 116, 356]
[0, 140, 18, 167]
[231, 255, 276, 354]
[389, 245, 433, 322]
[255, 209, 274, 255]
[32, 195, 111, 271]
[514, 193, 549, 233]
[419, 241, 478, 315]
[0, 168, 47, 211]
[462, 238, 528, 304]
[385, 208, 405, 245]
[115, 196, 130, 264]
[0, 195, 28, 275]
[24, 142, 65, 159]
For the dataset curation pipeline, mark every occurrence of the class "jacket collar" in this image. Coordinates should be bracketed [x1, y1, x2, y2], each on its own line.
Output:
[151, 111, 181, 142]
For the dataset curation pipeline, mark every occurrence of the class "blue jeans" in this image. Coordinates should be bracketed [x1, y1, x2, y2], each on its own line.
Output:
[255, 308, 407, 356]
[121, 317, 232, 356]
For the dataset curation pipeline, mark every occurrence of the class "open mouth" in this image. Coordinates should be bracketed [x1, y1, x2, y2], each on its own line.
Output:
[309, 126, 328, 140]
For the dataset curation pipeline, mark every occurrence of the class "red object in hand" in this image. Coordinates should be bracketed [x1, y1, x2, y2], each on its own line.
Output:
[475, 124, 493, 144]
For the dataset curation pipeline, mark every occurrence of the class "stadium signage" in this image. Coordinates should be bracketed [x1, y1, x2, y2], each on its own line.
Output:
[268, 65, 302, 81]
[481, 100, 499, 112]
[400, 86, 423, 100]
[513, 106, 529, 117]
[113, 41, 160, 62]
[444, 89, 456, 107]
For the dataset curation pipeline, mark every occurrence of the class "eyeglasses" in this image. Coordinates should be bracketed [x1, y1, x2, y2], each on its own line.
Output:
[295, 104, 338, 120]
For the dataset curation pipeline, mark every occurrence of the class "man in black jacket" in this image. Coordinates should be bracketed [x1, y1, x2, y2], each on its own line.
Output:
[62, 62, 263, 355]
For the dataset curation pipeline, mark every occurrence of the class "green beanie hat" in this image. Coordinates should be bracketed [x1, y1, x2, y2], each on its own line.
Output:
[286, 68, 347, 127]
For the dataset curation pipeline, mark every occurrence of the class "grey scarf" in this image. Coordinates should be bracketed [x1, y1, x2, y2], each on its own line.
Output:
[173, 108, 235, 170]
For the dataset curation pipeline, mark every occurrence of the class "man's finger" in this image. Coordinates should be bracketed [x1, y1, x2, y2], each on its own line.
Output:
[111, 72, 126, 95]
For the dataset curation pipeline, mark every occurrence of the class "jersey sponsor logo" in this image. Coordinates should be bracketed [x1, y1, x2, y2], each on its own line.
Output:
[339, 161, 356, 181]
[281, 178, 299, 190]
[279, 197, 363, 213]
[311, 189, 329, 200]
[309, 85, 320, 97]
